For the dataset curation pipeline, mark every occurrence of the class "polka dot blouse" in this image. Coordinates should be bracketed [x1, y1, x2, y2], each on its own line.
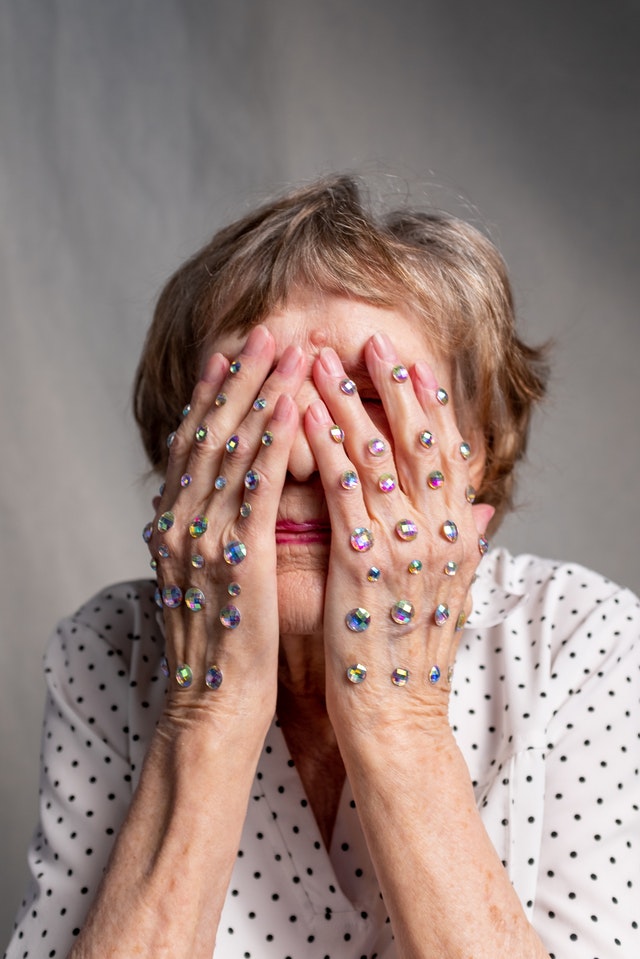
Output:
[4, 548, 640, 959]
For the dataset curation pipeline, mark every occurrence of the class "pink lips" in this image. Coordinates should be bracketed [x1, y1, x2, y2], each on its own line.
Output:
[275, 520, 331, 544]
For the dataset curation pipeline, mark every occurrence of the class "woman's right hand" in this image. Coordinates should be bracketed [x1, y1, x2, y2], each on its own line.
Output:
[144, 324, 305, 729]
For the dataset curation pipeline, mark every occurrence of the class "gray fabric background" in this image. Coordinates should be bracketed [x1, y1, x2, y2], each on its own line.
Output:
[1, 0, 638, 943]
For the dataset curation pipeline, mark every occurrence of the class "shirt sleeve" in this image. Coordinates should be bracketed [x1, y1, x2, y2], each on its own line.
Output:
[4, 609, 136, 959]
[532, 584, 640, 959]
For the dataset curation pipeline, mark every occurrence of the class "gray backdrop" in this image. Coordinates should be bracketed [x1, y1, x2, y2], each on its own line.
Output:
[1, 0, 639, 944]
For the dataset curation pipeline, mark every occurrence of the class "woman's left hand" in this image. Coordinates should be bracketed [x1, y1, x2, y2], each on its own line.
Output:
[304, 329, 494, 735]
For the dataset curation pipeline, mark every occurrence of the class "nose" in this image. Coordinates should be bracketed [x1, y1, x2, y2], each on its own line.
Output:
[286, 378, 320, 481]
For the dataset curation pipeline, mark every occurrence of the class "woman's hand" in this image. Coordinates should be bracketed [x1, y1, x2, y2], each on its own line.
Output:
[304, 329, 494, 734]
[145, 324, 305, 728]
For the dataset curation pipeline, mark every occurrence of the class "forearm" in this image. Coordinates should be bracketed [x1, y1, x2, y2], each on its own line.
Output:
[337, 719, 549, 959]
[69, 714, 267, 959]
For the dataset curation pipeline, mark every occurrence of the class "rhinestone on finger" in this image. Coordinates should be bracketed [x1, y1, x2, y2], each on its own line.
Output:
[185, 588, 206, 611]
[166, 431, 177, 448]
[160, 655, 170, 678]
[346, 664, 367, 684]
[157, 511, 175, 533]
[191, 554, 204, 569]
[150, 558, 158, 570]
[154, 587, 163, 609]
[227, 582, 241, 596]
[220, 604, 241, 629]
[261, 430, 274, 446]
[367, 566, 381, 582]
[214, 393, 227, 407]
[428, 665, 441, 685]
[391, 600, 414, 625]
[195, 424, 208, 443]
[459, 441, 471, 460]
[158, 545, 170, 559]
[443, 560, 458, 577]
[408, 559, 423, 575]
[345, 607, 371, 632]
[391, 667, 410, 686]
[214, 475, 227, 490]
[350, 527, 374, 552]
[225, 434, 239, 454]
[244, 469, 260, 491]
[391, 365, 409, 383]
[180, 473, 192, 488]
[395, 519, 418, 541]
[329, 424, 345, 443]
[253, 396, 267, 411]
[182, 403, 191, 417]
[427, 471, 445, 490]
[229, 359, 241, 374]
[340, 470, 359, 490]
[340, 378, 357, 396]
[434, 604, 450, 626]
[223, 540, 247, 565]
[442, 519, 458, 543]
[455, 611, 467, 631]
[175, 664, 193, 688]
[239, 502, 252, 518]
[367, 437, 386, 456]
[447, 665, 455, 684]
[465, 485, 477, 504]
[162, 585, 183, 608]
[142, 522, 153, 543]
[188, 515, 208, 538]
[378, 473, 396, 493]
[435, 388, 449, 406]
[205, 666, 223, 690]
[419, 430, 435, 449]
[478, 536, 490, 556]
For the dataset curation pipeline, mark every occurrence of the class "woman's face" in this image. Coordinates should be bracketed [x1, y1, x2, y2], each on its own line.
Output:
[206, 292, 478, 637]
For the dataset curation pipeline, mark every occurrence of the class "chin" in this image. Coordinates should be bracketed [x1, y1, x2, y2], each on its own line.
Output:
[276, 567, 326, 635]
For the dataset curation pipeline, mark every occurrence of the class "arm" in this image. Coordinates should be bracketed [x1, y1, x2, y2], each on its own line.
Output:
[305, 330, 550, 959]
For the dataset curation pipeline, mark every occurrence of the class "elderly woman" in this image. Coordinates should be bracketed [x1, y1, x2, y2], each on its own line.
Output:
[5, 176, 638, 959]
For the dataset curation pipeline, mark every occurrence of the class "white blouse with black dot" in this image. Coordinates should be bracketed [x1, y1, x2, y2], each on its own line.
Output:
[4, 549, 639, 959]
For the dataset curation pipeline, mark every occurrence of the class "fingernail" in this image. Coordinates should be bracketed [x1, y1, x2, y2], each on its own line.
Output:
[415, 360, 438, 390]
[320, 347, 343, 375]
[272, 394, 296, 422]
[200, 352, 226, 384]
[308, 399, 332, 425]
[372, 331, 395, 361]
[277, 345, 303, 375]
[242, 324, 271, 356]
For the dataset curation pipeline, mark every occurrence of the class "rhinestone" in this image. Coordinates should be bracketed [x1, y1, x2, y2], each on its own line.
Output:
[154, 587, 163, 609]
[182, 404, 191, 417]
[447, 665, 455, 684]
[191, 554, 204, 569]
[166, 431, 177, 448]
[214, 475, 227, 490]
[465, 485, 477, 504]
[395, 519, 418, 541]
[158, 545, 170, 559]
[408, 559, 423, 575]
[220, 604, 241, 629]
[185, 588, 206, 611]
[391, 365, 409, 383]
[214, 392, 227, 407]
[443, 560, 458, 577]
[346, 664, 367, 684]
[253, 397, 267, 411]
[434, 604, 450, 626]
[391, 600, 414, 625]
[175, 664, 193, 688]
[478, 536, 490, 556]
[455, 611, 467, 631]
[261, 430, 274, 446]
[225, 434, 239, 454]
[435, 388, 449, 406]
[391, 667, 410, 686]
[340, 378, 357, 396]
[188, 515, 209, 538]
[244, 469, 260, 491]
[428, 665, 441, 684]
[150, 558, 158, 570]
[367, 437, 386, 456]
[329, 424, 345, 443]
[427, 471, 445, 490]
[459, 441, 471, 460]
[195, 424, 208, 443]
[340, 470, 359, 490]
[205, 666, 223, 690]
[419, 430, 435, 449]
[160, 656, 170, 678]
[229, 359, 241, 374]
[367, 566, 381, 582]
[442, 519, 458, 543]
[345, 607, 371, 632]
[180, 473, 192, 488]
[162, 585, 183, 608]
[240, 502, 252, 518]
[142, 522, 153, 543]
[159, 483, 166, 495]
[157, 511, 175, 533]
[350, 527, 374, 552]
[378, 473, 396, 493]
[223, 540, 247, 565]
[227, 582, 241, 596]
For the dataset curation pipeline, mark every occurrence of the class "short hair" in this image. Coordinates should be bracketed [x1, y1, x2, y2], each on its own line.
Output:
[133, 174, 549, 528]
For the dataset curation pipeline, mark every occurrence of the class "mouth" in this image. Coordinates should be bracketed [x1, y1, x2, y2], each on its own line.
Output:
[275, 520, 332, 545]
